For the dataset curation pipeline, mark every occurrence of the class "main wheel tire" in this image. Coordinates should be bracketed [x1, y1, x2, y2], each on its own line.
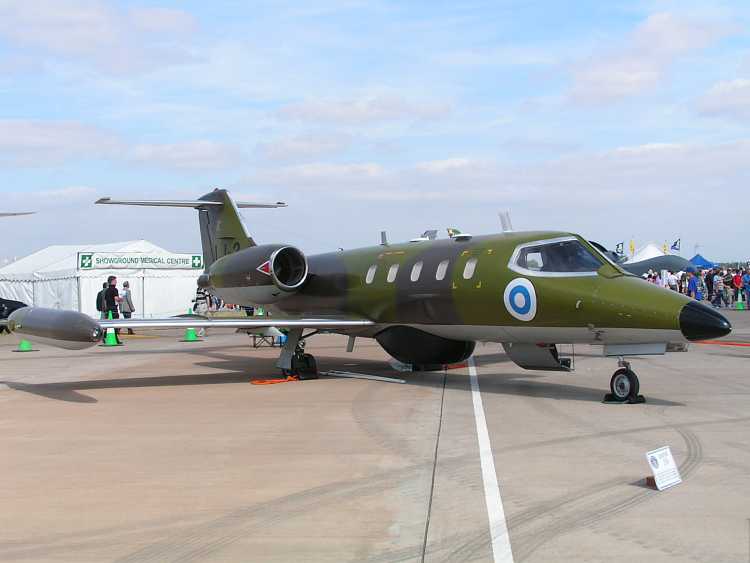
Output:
[296, 353, 319, 380]
[610, 368, 639, 401]
[302, 353, 317, 373]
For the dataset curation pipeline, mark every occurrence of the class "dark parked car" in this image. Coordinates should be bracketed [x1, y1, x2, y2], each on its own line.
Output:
[0, 297, 27, 334]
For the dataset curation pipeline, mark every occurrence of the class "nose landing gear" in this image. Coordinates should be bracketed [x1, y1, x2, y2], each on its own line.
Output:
[604, 359, 645, 404]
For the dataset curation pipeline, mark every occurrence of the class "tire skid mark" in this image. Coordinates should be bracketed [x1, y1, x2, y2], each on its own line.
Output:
[350, 378, 435, 462]
[1, 414, 737, 562]
[6, 352, 743, 562]
[438, 389, 707, 562]
[592, 525, 708, 563]
[114, 444, 477, 562]
[497, 415, 750, 455]
[0, 377, 470, 563]
[425, 363, 735, 562]
[114, 464, 429, 563]
[509, 426, 703, 561]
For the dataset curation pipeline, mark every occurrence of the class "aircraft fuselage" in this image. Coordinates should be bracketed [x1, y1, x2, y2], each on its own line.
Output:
[206, 230, 706, 346]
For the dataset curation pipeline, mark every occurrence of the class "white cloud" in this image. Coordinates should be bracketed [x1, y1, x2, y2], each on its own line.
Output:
[632, 12, 726, 56]
[128, 7, 197, 34]
[435, 46, 559, 68]
[247, 158, 507, 201]
[5, 186, 98, 206]
[257, 162, 386, 186]
[130, 140, 244, 170]
[247, 139, 749, 207]
[7, 140, 749, 260]
[569, 12, 733, 104]
[414, 157, 479, 174]
[279, 95, 451, 124]
[0, 118, 246, 171]
[697, 78, 750, 120]
[35, 186, 97, 200]
[0, 0, 198, 74]
[256, 134, 351, 161]
[0, 119, 120, 165]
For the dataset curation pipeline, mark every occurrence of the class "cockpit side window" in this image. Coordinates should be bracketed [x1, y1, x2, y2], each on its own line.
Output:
[513, 239, 603, 275]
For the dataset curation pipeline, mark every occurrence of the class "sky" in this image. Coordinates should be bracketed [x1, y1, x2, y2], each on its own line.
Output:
[1, 0, 749, 263]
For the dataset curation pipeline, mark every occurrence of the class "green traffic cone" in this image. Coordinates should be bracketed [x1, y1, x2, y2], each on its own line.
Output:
[737, 296, 746, 310]
[182, 327, 200, 342]
[181, 308, 202, 342]
[13, 338, 37, 353]
[101, 310, 122, 347]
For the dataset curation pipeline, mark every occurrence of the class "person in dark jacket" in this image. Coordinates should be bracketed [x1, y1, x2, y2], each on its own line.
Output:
[96, 282, 108, 319]
[704, 269, 714, 301]
[104, 276, 123, 344]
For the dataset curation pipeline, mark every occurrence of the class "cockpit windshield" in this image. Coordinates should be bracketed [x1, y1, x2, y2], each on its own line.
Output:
[514, 238, 604, 274]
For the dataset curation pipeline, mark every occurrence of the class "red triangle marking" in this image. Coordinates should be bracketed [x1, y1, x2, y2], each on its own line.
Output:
[257, 261, 271, 275]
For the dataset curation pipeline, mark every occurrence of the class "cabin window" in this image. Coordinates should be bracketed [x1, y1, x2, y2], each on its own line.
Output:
[436, 259, 449, 281]
[514, 239, 603, 274]
[387, 263, 399, 283]
[410, 261, 423, 282]
[463, 257, 478, 279]
[365, 264, 377, 284]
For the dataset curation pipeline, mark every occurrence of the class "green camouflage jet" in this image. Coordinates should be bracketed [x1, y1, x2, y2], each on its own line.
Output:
[4, 189, 731, 402]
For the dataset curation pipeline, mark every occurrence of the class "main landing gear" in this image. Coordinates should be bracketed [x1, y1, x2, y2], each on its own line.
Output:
[604, 359, 645, 404]
[276, 328, 319, 380]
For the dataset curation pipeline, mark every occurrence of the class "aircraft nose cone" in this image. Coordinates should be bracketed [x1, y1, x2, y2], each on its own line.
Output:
[679, 301, 732, 341]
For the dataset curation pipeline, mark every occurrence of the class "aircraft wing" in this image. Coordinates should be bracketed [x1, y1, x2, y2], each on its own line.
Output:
[0, 212, 35, 217]
[99, 316, 373, 330]
[3, 307, 375, 350]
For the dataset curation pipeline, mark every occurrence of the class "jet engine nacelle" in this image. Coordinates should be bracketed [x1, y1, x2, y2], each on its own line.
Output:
[208, 244, 309, 304]
[375, 326, 475, 370]
[7, 307, 103, 349]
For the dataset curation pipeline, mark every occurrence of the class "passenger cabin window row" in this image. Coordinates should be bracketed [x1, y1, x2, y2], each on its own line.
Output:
[363, 237, 606, 285]
[364, 257, 476, 285]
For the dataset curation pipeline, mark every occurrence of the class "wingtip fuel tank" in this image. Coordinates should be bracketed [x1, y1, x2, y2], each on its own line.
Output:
[8, 307, 103, 349]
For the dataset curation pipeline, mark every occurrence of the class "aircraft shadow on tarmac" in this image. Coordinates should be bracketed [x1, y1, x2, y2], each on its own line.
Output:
[0, 350, 685, 407]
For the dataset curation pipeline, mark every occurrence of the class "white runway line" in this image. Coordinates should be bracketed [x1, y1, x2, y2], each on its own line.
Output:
[468, 356, 515, 563]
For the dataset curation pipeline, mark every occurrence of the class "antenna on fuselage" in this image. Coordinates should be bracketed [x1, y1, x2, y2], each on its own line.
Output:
[409, 229, 438, 243]
[499, 211, 513, 233]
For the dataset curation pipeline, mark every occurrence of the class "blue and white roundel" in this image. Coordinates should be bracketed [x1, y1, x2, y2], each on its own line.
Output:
[503, 278, 537, 322]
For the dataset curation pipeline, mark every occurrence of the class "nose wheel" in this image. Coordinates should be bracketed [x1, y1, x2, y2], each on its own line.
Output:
[604, 360, 645, 404]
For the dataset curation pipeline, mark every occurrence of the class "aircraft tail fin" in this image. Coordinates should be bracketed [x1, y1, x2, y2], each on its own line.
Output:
[95, 190, 286, 267]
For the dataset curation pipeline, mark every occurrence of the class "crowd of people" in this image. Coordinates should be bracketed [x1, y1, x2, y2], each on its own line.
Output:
[95, 276, 135, 344]
[643, 267, 750, 308]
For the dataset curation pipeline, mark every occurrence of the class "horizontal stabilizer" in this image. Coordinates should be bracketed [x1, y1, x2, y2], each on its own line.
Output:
[95, 197, 286, 209]
[96, 188, 286, 266]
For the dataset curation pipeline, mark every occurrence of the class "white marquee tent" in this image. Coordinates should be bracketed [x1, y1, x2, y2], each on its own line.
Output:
[0, 240, 203, 318]
[625, 243, 666, 264]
